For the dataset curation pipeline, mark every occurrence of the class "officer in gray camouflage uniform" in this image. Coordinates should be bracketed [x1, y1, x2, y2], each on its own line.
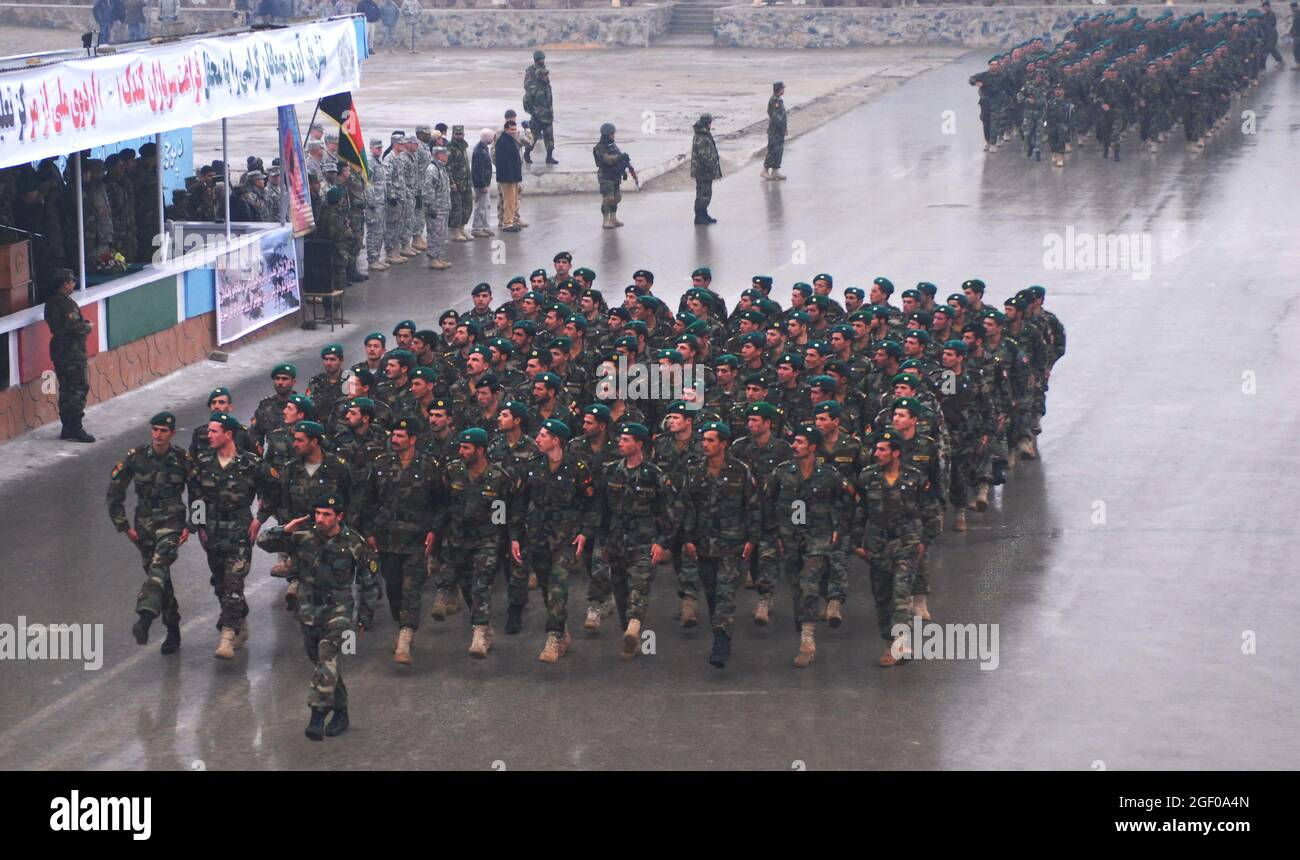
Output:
[422, 144, 452, 269]
[383, 132, 415, 261]
[407, 128, 431, 250]
[364, 139, 389, 270]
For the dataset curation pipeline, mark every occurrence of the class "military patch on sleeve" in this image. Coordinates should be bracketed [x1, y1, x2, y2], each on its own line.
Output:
[111, 462, 125, 480]
[369, 560, 379, 574]
[269, 467, 280, 478]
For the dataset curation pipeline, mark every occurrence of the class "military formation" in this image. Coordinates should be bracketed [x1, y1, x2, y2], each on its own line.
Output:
[106, 259, 1065, 740]
[970, 5, 1289, 167]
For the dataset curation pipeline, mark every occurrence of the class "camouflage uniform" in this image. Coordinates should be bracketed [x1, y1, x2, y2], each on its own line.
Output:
[679, 455, 760, 635]
[763, 460, 855, 626]
[765, 89, 787, 170]
[83, 173, 114, 263]
[357, 451, 442, 628]
[107, 445, 191, 626]
[510, 451, 597, 634]
[593, 133, 628, 221]
[104, 171, 137, 260]
[599, 457, 679, 624]
[436, 459, 512, 626]
[730, 433, 792, 601]
[853, 463, 926, 640]
[405, 142, 427, 245]
[257, 523, 379, 712]
[816, 432, 866, 606]
[364, 155, 387, 264]
[447, 134, 474, 234]
[249, 391, 294, 452]
[315, 200, 350, 292]
[689, 116, 721, 219]
[523, 62, 555, 161]
[190, 449, 278, 631]
[652, 433, 704, 604]
[422, 158, 451, 262]
[43, 291, 93, 430]
[487, 432, 539, 611]
[897, 430, 944, 600]
[382, 148, 407, 252]
[305, 372, 349, 435]
[935, 368, 993, 511]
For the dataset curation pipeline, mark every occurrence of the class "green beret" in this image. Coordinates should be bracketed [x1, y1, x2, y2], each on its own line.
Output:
[982, 309, 1008, 325]
[488, 337, 515, 356]
[548, 302, 573, 319]
[744, 373, 771, 388]
[793, 424, 823, 446]
[686, 320, 710, 337]
[1004, 295, 1029, 311]
[746, 402, 780, 421]
[942, 339, 968, 355]
[788, 311, 811, 326]
[844, 287, 865, 299]
[808, 375, 838, 393]
[875, 340, 903, 358]
[286, 394, 315, 418]
[385, 349, 415, 367]
[664, 400, 692, 418]
[891, 373, 921, 389]
[313, 494, 346, 512]
[829, 324, 854, 339]
[293, 420, 326, 439]
[655, 349, 683, 364]
[699, 421, 731, 439]
[916, 281, 938, 297]
[613, 336, 639, 351]
[1027, 285, 1046, 299]
[548, 336, 573, 352]
[961, 279, 986, 294]
[410, 367, 437, 383]
[429, 398, 452, 414]
[714, 353, 739, 369]
[813, 273, 832, 286]
[501, 400, 531, 421]
[540, 418, 572, 440]
[270, 363, 297, 379]
[325, 186, 344, 204]
[476, 373, 502, 393]
[534, 372, 562, 390]
[901, 289, 921, 301]
[637, 294, 662, 310]
[675, 333, 699, 350]
[905, 329, 932, 344]
[848, 311, 871, 324]
[812, 400, 842, 418]
[890, 397, 925, 418]
[751, 275, 773, 288]
[872, 277, 895, 295]
[149, 411, 176, 429]
[392, 417, 421, 435]
[676, 311, 699, 327]
[574, 267, 596, 282]
[624, 321, 648, 337]
[584, 403, 612, 424]
[471, 282, 492, 296]
[529, 268, 548, 281]
[320, 344, 343, 359]
[210, 411, 241, 431]
[792, 282, 812, 296]
[869, 304, 893, 320]
[458, 427, 489, 447]
[804, 341, 832, 356]
[947, 293, 969, 307]
[393, 320, 417, 334]
[349, 397, 376, 417]
[207, 387, 232, 404]
[513, 319, 537, 335]
[898, 359, 925, 372]
[364, 331, 387, 345]
[932, 304, 956, 319]
[739, 331, 767, 349]
[617, 422, 650, 441]
[738, 310, 765, 325]
[566, 315, 588, 331]
[691, 267, 712, 279]
[777, 352, 804, 370]
[873, 428, 904, 451]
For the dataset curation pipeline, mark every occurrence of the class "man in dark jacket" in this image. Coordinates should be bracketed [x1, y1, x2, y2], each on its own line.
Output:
[493, 120, 523, 233]
[471, 128, 495, 238]
[690, 113, 721, 225]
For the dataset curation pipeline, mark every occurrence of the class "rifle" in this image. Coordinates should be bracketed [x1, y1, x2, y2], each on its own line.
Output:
[623, 155, 640, 191]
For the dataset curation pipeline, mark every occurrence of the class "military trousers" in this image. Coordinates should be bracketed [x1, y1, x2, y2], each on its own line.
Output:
[134, 526, 183, 627]
[696, 549, 745, 635]
[302, 615, 350, 711]
[424, 209, 449, 260]
[868, 537, 919, 641]
[379, 550, 427, 630]
[385, 201, 405, 251]
[694, 178, 713, 213]
[444, 539, 501, 627]
[54, 358, 90, 423]
[764, 135, 784, 168]
[779, 536, 826, 626]
[598, 178, 622, 216]
[365, 206, 385, 262]
[204, 536, 251, 632]
[526, 534, 583, 634]
[606, 544, 655, 624]
[526, 118, 554, 155]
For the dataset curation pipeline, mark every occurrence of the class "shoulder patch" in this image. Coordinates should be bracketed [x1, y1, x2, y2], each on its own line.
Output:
[111, 462, 126, 480]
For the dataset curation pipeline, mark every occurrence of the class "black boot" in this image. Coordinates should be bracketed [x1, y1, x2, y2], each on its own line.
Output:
[61, 419, 95, 443]
[1102, 143, 1110, 160]
[708, 631, 732, 669]
[160, 623, 181, 655]
[694, 210, 711, 225]
[545, 152, 559, 165]
[132, 610, 155, 645]
[1112, 143, 1121, 162]
[704, 209, 717, 224]
[305, 708, 327, 741]
[325, 707, 350, 737]
[505, 604, 523, 635]
[1033, 147, 1042, 162]
[992, 459, 1007, 486]
[348, 264, 367, 283]
[523, 149, 532, 164]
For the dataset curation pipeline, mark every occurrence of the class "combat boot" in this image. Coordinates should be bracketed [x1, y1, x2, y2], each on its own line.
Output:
[348, 264, 366, 283]
[744, 571, 755, 589]
[473, 228, 495, 238]
[445, 591, 461, 615]
[974, 484, 990, 511]
[528, 572, 538, 589]
[60, 420, 95, 443]
[770, 169, 787, 181]
[469, 625, 490, 658]
[1112, 143, 1121, 162]
[1017, 438, 1036, 459]
[793, 622, 816, 668]
[305, 708, 327, 741]
[1052, 153, 1065, 168]
[753, 597, 771, 626]
[545, 152, 559, 165]
[825, 598, 843, 628]
[234, 617, 250, 649]
[954, 509, 967, 532]
[621, 618, 641, 659]
[214, 627, 237, 660]
[694, 210, 711, 225]
[1148, 140, 1158, 153]
[1065, 141, 1072, 152]
[679, 596, 699, 628]
[609, 211, 624, 227]
[1101, 143, 1110, 160]
[325, 707, 349, 737]
[704, 209, 717, 224]
[393, 627, 413, 665]
[451, 227, 471, 242]
[412, 237, 428, 251]
[399, 244, 419, 258]
[880, 630, 912, 667]
[913, 594, 932, 622]
[505, 604, 523, 635]
[558, 631, 572, 657]
[160, 623, 181, 655]
[538, 632, 561, 663]
[584, 605, 602, 632]
[523, 149, 532, 164]
[132, 610, 155, 645]
[387, 250, 407, 265]
[602, 213, 615, 229]
[708, 631, 731, 668]
[992, 460, 1007, 486]
[284, 581, 300, 612]
[430, 590, 450, 621]
[369, 259, 388, 272]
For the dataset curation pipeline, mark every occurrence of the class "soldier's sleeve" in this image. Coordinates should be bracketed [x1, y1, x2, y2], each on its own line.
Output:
[902, 479, 924, 545]
[249, 407, 266, 450]
[760, 470, 779, 536]
[256, 524, 290, 553]
[354, 464, 377, 538]
[679, 474, 698, 545]
[432, 463, 452, 536]
[851, 470, 869, 547]
[594, 464, 611, 540]
[833, 477, 855, 540]
[742, 467, 761, 548]
[106, 452, 134, 532]
[653, 470, 679, 548]
[256, 461, 281, 523]
[506, 470, 527, 545]
[575, 461, 597, 543]
[354, 541, 381, 631]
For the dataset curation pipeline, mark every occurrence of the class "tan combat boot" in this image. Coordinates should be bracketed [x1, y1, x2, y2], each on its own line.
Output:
[584, 605, 602, 632]
[1017, 438, 1036, 459]
[214, 628, 237, 660]
[880, 630, 912, 667]
[602, 213, 615, 229]
[400, 244, 420, 258]
[469, 625, 489, 658]
[451, 227, 471, 242]
[528, 572, 538, 590]
[913, 594, 932, 622]
[369, 259, 388, 272]
[770, 169, 787, 181]
[394, 627, 414, 665]
[761, 166, 773, 179]
[609, 212, 624, 227]
[793, 622, 816, 668]
[234, 618, 250, 649]
[622, 618, 641, 659]
[412, 236, 428, 251]
[753, 597, 771, 626]
[430, 590, 450, 621]
[485, 626, 495, 649]
[558, 631, 572, 657]
[825, 598, 844, 628]
[954, 509, 967, 532]
[284, 581, 300, 612]
[445, 591, 461, 615]
[387, 250, 407, 265]
[680, 596, 699, 628]
[538, 632, 561, 663]
[974, 484, 990, 512]
[744, 571, 755, 589]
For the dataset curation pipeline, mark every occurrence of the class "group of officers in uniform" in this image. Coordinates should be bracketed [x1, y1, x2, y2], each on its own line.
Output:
[971, 4, 1294, 167]
[105, 261, 1065, 740]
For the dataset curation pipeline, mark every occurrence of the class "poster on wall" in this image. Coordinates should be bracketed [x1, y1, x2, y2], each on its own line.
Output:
[215, 227, 301, 345]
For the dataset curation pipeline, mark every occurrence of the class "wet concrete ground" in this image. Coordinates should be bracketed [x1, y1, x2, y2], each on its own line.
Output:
[2, 52, 1299, 770]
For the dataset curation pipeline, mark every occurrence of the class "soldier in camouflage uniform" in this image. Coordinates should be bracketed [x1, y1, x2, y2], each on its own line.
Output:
[189, 388, 255, 456]
[405, 131, 428, 250]
[43, 268, 95, 442]
[190, 412, 279, 659]
[690, 113, 721, 225]
[763, 81, 787, 180]
[730, 401, 790, 622]
[332, 397, 391, 483]
[342, 163, 367, 282]
[1003, 294, 1047, 461]
[652, 401, 705, 626]
[357, 418, 440, 665]
[305, 345, 349, 431]
[811, 399, 864, 625]
[594, 122, 629, 229]
[81, 159, 114, 266]
[889, 397, 944, 622]
[257, 494, 379, 741]
[103, 154, 137, 260]
[936, 340, 994, 531]
[315, 186, 351, 295]
[277, 420, 354, 612]
[510, 419, 596, 662]
[522, 51, 557, 165]
[446, 125, 475, 242]
[436, 428, 512, 658]
[422, 145, 452, 269]
[250, 363, 298, 453]
[364, 140, 389, 271]
[382, 133, 414, 261]
[489, 399, 540, 633]
[569, 403, 622, 629]
[679, 421, 760, 669]
[763, 425, 855, 668]
[852, 428, 925, 667]
[107, 413, 191, 654]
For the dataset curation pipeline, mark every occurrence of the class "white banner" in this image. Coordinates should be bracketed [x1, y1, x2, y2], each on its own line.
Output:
[0, 19, 361, 170]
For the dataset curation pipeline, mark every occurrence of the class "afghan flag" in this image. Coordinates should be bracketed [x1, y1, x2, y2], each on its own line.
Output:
[278, 106, 315, 238]
[318, 92, 369, 181]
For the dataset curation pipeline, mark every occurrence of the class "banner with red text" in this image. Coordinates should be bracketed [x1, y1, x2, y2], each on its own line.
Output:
[0, 19, 362, 170]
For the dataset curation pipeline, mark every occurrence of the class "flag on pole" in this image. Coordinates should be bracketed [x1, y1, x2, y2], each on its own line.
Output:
[318, 92, 369, 181]
[278, 105, 315, 238]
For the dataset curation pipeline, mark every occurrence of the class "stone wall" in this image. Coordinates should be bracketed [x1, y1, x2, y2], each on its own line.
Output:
[715, 4, 1293, 49]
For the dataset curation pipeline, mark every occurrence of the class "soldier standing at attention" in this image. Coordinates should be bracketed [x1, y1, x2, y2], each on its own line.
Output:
[43, 268, 95, 442]
[690, 113, 721, 225]
[257, 495, 379, 741]
[107, 413, 191, 653]
[523, 50, 558, 165]
[594, 122, 630, 229]
[763, 81, 788, 180]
